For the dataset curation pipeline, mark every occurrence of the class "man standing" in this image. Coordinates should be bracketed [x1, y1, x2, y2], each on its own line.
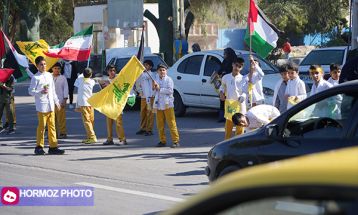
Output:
[0, 74, 15, 134]
[28, 56, 65, 155]
[62, 60, 78, 109]
[273, 66, 289, 113]
[52, 62, 69, 139]
[153, 64, 180, 148]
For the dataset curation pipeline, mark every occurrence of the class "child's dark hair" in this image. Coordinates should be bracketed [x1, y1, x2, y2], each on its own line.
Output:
[279, 65, 288, 73]
[143, 60, 154, 68]
[232, 112, 245, 126]
[35, 56, 45, 65]
[107, 64, 116, 71]
[233, 57, 245, 64]
[286, 63, 298, 72]
[330, 63, 340, 71]
[83, 68, 93, 78]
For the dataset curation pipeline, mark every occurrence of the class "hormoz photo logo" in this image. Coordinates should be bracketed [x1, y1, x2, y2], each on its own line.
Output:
[1, 186, 94, 206]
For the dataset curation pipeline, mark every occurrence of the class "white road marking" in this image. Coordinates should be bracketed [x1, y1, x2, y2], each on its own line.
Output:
[76, 182, 184, 203]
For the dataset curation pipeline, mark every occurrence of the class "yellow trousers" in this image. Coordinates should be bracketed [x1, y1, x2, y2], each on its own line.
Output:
[80, 106, 96, 139]
[55, 106, 67, 135]
[156, 108, 179, 144]
[140, 98, 155, 132]
[37, 111, 58, 148]
[106, 114, 125, 141]
[225, 119, 244, 140]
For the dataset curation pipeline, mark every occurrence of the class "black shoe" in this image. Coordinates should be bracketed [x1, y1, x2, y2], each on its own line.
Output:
[6, 129, 15, 135]
[34, 146, 46, 155]
[48, 147, 65, 155]
[145, 131, 153, 136]
[103, 140, 114, 145]
[3, 123, 9, 129]
[58, 134, 67, 139]
[171, 143, 180, 148]
[136, 130, 146, 135]
[156, 142, 166, 147]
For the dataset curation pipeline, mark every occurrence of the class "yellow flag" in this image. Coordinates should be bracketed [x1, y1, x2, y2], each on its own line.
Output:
[224, 99, 241, 121]
[88, 56, 144, 120]
[16, 39, 58, 69]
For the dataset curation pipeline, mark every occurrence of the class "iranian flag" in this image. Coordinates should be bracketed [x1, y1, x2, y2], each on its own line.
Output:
[44, 25, 93, 61]
[0, 30, 29, 82]
[244, 0, 279, 58]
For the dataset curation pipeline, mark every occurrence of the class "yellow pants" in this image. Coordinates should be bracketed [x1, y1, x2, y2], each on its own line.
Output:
[37, 111, 58, 148]
[156, 108, 179, 144]
[55, 106, 67, 135]
[80, 106, 96, 139]
[140, 98, 155, 132]
[225, 119, 244, 140]
[106, 114, 125, 141]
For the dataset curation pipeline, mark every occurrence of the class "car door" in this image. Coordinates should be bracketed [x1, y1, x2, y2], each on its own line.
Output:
[258, 92, 358, 163]
[200, 54, 223, 108]
[173, 54, 204, 105]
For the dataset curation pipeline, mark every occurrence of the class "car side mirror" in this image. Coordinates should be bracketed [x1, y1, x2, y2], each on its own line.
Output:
[265, 124, 280, 139]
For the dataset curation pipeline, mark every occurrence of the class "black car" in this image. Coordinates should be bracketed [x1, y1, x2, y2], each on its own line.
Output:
[206, 80, 358, 182]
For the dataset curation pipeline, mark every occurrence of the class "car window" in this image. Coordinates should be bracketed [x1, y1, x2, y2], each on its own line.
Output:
[218, 196, 358, 215]
[204, 55, 221, 77]
[285, 93, 357, 138]
[177, 55, 203, 75]
[300, 50, 345, 66]
[114, 58, 130, 73]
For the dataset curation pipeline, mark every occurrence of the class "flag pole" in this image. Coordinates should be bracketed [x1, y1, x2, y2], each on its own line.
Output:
[86, 24, 94, 68]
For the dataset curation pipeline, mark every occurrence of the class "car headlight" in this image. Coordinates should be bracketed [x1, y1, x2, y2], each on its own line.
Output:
[263, 87, 274, 96]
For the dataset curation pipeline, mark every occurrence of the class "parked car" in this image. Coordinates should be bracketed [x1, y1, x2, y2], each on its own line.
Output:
[163, 146, 358, 215]
[298, 46, 350, 92]
[167, 50, 280, 116]
[105, 54, 167, 75]
[206, 80, 358, 182]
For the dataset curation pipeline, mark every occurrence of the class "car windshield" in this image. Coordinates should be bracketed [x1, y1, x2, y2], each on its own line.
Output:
[300, 50, 345, 66]
[107, 55, 167, 74]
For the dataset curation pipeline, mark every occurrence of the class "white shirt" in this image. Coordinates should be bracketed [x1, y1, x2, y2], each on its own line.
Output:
[220, 73, 247, 113]
[244, 64, 265, 103]
[285, 77, 307, 109]
[327, 77, 339, 86]
[136, 71, 158, 99]
[28, 71, 59, 112]
[246, 104, 280, 129]
[74, 76, 95, 107]
[153, 75, 174, 110]
[53, 74, 69, 102]
[310, 79, 332, 97]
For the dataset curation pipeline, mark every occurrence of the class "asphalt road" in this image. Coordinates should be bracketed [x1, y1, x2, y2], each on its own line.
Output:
[0, 80, 225, 215]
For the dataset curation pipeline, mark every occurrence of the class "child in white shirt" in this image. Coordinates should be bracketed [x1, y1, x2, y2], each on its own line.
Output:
[284, 64, 307, 109]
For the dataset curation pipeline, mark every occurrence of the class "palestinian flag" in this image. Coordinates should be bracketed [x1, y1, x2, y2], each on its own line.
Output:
[44, 25, 93, 61]
[0, 30, 29, 82]
[244, 0, 280, 58]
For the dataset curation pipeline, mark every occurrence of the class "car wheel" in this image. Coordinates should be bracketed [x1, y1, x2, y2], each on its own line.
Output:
[174, 91, 186, 117]
[218, 165, 239, 178]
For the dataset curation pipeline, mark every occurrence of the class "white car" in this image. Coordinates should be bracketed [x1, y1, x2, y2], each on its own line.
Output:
[298, 46, 349, 92]
[168, 50, 280, 116]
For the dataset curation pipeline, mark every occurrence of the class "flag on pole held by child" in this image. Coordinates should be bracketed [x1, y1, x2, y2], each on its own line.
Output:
[0, 30, 29, 81]
[224, 99, 241, 121]
[17, 39, 58, 70]
[244, 0, 279, 58]
[88, 56, 145, 120]
[44, 25, 93, 61]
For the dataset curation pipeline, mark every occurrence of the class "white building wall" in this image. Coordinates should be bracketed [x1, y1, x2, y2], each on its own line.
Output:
[73, 3, 159, 53]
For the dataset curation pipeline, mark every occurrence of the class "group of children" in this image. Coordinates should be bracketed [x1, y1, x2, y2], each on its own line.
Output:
[219, 54, 342, 140]
[26, 56, 180, 155]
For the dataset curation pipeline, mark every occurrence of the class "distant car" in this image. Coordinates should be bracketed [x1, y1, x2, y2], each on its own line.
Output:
[206, 80, 358, 182]
[168, 50, 280, 116]
[298, 46, 350, 92]
[105, 54, 167, 75]
[163, 146, 358, 215]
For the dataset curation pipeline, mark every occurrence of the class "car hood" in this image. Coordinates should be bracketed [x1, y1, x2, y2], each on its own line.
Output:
[214, 127, 265, 150]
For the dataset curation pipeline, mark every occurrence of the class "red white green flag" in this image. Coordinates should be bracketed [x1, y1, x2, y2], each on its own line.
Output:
[244, 0, 279, 58]
[44, 25, 93, 61]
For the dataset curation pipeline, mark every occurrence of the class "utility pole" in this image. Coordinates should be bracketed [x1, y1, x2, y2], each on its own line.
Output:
[352, 0, 358, 49]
